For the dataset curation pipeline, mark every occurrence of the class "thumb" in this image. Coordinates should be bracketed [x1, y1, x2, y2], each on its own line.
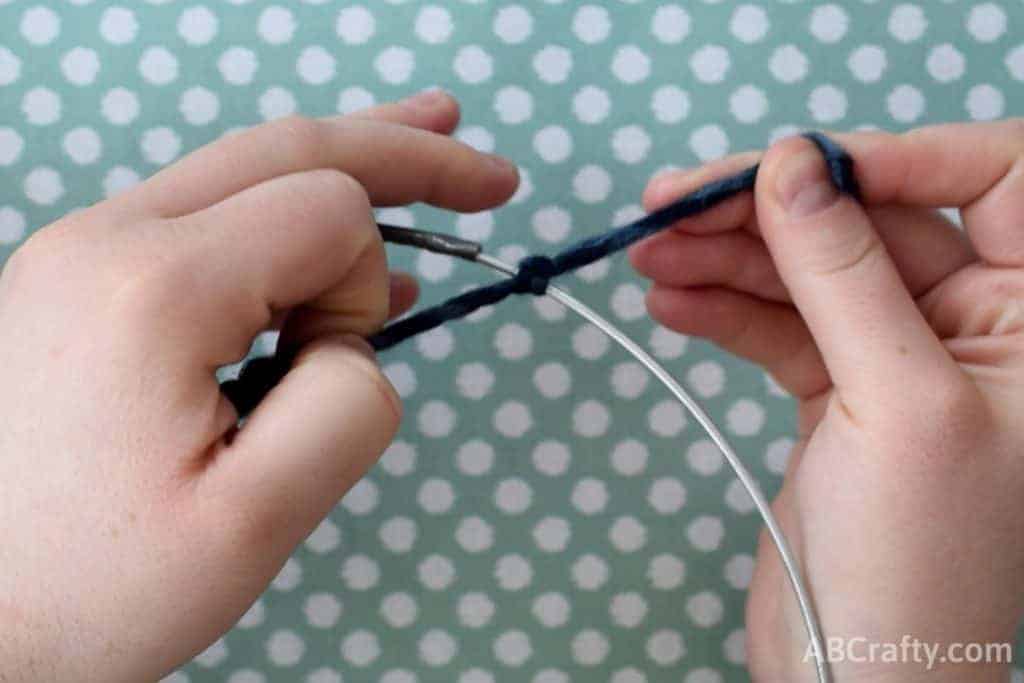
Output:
[754, 134, 959, 414]
[205, 334, 400, 553]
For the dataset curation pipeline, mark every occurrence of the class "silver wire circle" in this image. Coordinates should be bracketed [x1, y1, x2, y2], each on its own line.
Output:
[476, 252, 830, 683]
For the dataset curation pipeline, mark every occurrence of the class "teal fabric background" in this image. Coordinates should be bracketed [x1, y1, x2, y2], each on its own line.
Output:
[2, 2, 1023, 682]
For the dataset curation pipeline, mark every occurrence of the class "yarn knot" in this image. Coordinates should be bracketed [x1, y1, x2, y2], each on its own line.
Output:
[512, 255, 557, 296]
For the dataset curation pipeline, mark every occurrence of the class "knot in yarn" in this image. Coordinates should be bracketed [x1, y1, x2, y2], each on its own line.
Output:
[512, 255, 557, 295]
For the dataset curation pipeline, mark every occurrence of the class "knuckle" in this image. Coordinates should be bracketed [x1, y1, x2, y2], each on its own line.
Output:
[875, 376, 990, 459]
[274, 115, 326, 167]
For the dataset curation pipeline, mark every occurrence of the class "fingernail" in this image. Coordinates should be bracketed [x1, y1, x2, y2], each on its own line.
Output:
[776, 149, 839, 218]
[403, 87, 449, 109]
[339, 334, 377, 363]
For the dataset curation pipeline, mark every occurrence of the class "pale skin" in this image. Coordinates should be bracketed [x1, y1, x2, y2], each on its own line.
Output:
[0, 91, 1020, 682]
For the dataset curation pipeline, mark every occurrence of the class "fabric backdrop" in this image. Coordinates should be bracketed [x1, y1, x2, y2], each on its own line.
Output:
[1, 2, 1023, 682]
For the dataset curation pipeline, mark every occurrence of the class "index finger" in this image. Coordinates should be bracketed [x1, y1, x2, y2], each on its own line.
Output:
[828, 119, 1024, 265]
[125, 112, 519, 219]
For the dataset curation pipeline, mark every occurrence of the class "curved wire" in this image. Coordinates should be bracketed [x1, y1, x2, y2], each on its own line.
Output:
[476, 252, 831, 683]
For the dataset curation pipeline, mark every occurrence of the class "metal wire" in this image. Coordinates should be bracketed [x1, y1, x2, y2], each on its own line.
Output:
[475, 252, 831, 683]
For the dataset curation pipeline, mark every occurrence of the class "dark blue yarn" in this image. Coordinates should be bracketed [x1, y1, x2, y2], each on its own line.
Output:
[222, 132, 859, 416]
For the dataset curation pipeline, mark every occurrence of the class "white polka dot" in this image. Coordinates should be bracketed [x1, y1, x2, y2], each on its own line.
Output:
[415, 6, 453, 44]
[611, 439, 648, 476]
[724, 630, 747, 664]
[178, 6, 218, 45]
[0, 208, 27, 245]
[101, 88, 139, 125]
[415, 327, 454, 362]
[454, 439, 493, 478]
[63, 127, 102, 165]
[60, 48, 100, 86]
[494, 478, 532, 515]
[0, 47, 20, 86]
[531, 206, 571, 243]
[651, 5, 690, 44]
[808, 84, 848, 122]
[610, 592, 648, 628]
[1007, 45, 1024, 81]
[848, 44, 887, 82]
[297, 46, 336, 84]
[729, 84, 768, 123]
[966, 83, 1005, 120]
[808, 4, 848, 43]
[689, 124, 728, 161]
[344, 479, 380, 516]
[258, 6, 295, 44]
[611, 125, 651, 164]
[533, 517, 571, 553]
[926, 44, 964, 82]
[141, 127, 181, 165]
[610, 361, 648, 400]
[648, 478, 687, 514]
[573, 5, 611, 44]
[494, 5, 532, 44]
[533, 440, 571, 476]
[456, 363, 495, 401]
[139, 47, 179, 85]
[533, 593, 571, 628]
[419, 400, 456, 437]
[610, 516, 646, 553]
[652, 86, 690, 124]
[495, 86, 533, 124]
[967, 3, 1006, 43]
[730, 5, 769, 43]
[724, 553, 755, 589]
[534, 671, 570, 683]
[24, 167, 63, 205]
[687, 439, 724, 476]
[725, 479, 756, 514]
[533, 361, 571, 399]
[22, 88, 61, 126]
[454, 45, 493, 83]
[456, 211, 494, 241]
[572, 554, 609, 591]
[648, 400, 686, 437]
[533, 45, 572, 84]
[418, 478, 455, 514]
[219, 47, 258, 85]
[0, 128, 23, 166]
[307, 670, 342, 683]
[305, 518, 341, 554]
[573, 400, 610, 437]
[534, 125, 573, 163]
[571, 478, 608, 515]
[573, 165, 612, 203]
[769, 44, 808, 83]
[572, 630, 610, 666]
[647, 630, 686, 666]
[496, 554, 533, 590]
[887, 84, 925, 123]
[181, 87, 220, 125]
[418, 555, 456, 591]
[648, 554, 686, 590]
[341, 555, 379, 591]
[612, 45, 651, 84]
[610, 669, 645, 683]
[380, 672, 415, 683]
[456, 125, 495, 152]
[687, 515, 725, 552]
[341, 630, 380, 667]
[227, 672, 264, 683]
[375, 46, 415, 84]
[380, 593, 417, 628]
[687, 591, 724, 628]
[889, 4, 927, 43]
[272, 558, 303, 592]
[690, 44, 730, 83]
[458, 592, 495, 628]
[456, 516, 495, 553]
[380, 440, 416, 476]
[103, 166, 141, 197]
[337, 86, 375, 113]
[21, 6, 60, 45]
[336, 5, 376, 44]
[383, 362, 416, 398]
[573, 85, 612, 124]
[494, 631, 532, 667]
[195, 639, 229, 667]
[494, 400, 532, 437]
[267, 630, 305, 667]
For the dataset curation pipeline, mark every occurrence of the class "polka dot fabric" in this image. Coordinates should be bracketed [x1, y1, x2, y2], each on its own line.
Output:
[1, 2, 1023, 682]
